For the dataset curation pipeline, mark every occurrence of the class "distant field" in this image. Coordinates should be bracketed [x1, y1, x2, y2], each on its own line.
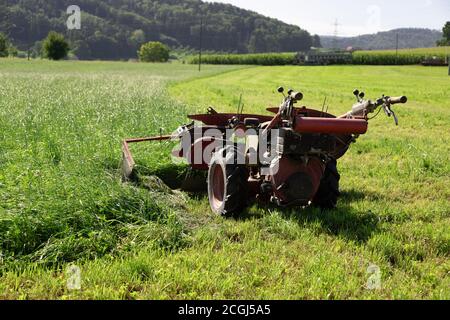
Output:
[353, 47, 450, 65]
[0, 60, 448, 299]
[189, 52, 296, 65]
[190, 47, 450, 66]
[355, 46, 450, 56]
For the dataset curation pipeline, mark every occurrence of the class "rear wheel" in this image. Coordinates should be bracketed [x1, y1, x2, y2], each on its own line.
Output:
[312, 159, 340, 209]
[207, 149, 249, 216]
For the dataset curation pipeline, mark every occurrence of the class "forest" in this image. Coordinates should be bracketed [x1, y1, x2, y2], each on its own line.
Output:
[320, 28, 443, 50]
[0, 0, 316, 60]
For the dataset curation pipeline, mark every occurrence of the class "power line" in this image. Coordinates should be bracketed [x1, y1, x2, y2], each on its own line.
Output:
[332, 19, 339, 49]
[395, 33, 399, 64]
[198, 15, 203, 72]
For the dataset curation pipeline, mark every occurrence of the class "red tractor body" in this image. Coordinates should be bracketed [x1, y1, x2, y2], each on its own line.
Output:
[122, 88, 407, 216]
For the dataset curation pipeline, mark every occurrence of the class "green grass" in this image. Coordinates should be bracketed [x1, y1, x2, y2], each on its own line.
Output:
[0, 59, 242, 266]
[353, 47, 450, 65]
[0, 60, 449, 299]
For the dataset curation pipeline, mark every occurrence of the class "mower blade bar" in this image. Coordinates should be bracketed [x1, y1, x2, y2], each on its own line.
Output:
[121, 135, 172, 179]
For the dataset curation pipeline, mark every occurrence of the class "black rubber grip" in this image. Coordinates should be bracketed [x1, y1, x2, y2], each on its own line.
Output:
[388, 96, 407, 104]
[290, 91, 303, 101]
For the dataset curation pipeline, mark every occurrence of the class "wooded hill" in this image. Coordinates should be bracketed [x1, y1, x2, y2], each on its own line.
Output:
[320, 28, 442, 50]
[1, 0, 315, 60]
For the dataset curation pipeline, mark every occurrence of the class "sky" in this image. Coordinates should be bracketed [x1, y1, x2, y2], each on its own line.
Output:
[208, 0, 449, 36]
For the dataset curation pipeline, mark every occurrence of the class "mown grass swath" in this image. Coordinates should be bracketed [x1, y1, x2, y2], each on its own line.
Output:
[170, 65, 450, 299]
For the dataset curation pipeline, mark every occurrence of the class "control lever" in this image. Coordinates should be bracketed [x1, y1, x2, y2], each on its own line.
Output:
[383, 104, 399, 125]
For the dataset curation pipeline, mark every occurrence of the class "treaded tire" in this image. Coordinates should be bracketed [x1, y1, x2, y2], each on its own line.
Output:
[312, 159, 340, 209]
[207, 149, 249, 217]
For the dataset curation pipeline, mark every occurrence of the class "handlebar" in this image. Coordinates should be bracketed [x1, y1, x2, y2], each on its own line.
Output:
[341, 93, 408, 125]
[276, 88, 303, 121]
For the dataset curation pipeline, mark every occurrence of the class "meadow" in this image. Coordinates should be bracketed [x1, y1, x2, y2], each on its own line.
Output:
[0, 60, 448, 299]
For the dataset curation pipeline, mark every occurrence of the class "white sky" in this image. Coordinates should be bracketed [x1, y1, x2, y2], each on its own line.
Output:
[208, 0, 449, 36]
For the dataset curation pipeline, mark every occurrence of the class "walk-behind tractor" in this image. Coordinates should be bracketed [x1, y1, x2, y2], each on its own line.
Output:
[122, 88, 407, 216]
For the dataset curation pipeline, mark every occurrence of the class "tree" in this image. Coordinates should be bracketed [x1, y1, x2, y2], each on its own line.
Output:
[0, 3, 9, 35]
[443, 22, 450, 41]
[437, 22, 450, 46]
[0, 33, 9, 57]
[72, 40, 91, 60]
[32, 41, 43, 58]
[42, 31, 69, 60]
[312, 35, 322, 48]
[129, 29, 146, 47]
[138, 41, 170, 62]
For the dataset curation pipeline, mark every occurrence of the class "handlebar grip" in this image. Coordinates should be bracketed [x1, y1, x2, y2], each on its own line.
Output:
[290, 91, 303, 102]
[388, 96, 407, 105]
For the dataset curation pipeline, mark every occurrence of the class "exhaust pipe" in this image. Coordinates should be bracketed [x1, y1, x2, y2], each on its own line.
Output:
[294, 116, 368, 135]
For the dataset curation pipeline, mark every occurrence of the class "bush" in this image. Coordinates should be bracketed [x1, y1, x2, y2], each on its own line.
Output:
[17, 51, 28, 59]
[0, 32, 9, 57]
[7, 45, 18, 57]
[138, 41, 170, 62]
[42, 31, 70, 60]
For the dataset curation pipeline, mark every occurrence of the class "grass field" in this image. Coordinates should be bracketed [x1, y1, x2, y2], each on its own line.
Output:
[0, 60, 448, 299]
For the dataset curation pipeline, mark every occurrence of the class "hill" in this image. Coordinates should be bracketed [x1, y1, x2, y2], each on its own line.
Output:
[1, 0, 313, 60]
[320, 28, 442, 50]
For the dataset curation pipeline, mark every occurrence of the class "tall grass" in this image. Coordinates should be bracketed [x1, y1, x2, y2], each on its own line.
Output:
[352, 47, 450, 65]
[189, 47, 450, 66]
[189, 53, 296, 66]
[0, 60, 235, 268]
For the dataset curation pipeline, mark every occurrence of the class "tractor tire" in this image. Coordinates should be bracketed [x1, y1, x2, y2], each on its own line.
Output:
[207, 149, 249, 217]
[312, 159, 340, 209]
